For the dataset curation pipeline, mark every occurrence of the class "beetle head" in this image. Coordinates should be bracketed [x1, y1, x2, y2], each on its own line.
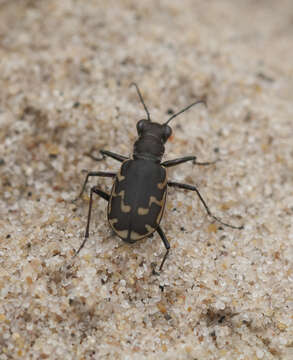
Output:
[133, 119, 172, 160]
[136, 119, 172, 143]
[131, 83, 206, 161]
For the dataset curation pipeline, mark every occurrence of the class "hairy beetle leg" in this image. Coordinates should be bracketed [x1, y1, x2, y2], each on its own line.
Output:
[168, 181, 243, 230]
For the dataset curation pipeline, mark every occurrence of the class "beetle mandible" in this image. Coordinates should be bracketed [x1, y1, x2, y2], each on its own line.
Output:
[75, 84, 243, 271]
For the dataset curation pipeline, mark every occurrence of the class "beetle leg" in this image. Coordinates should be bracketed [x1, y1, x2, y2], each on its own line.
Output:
[75, 186, 110, 256]
[168, 181, 243, 230]
[193, 158, 219, 166]
[86, 149, 128, 163]
[76, 171, 116, 200]
[101, 150, 129, 162]
[157, 225, 170, 271]
[162, 156, 219, 168]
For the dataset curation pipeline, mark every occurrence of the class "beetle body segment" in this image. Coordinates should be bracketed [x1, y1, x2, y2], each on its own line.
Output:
[108, 159, 167, 243]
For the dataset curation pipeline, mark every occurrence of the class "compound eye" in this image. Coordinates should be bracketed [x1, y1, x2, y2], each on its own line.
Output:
[163, 125, 172, 141]
[136, 119, 147, 134]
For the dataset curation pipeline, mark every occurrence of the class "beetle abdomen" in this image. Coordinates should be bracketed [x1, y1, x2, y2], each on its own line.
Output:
[108, 159, 167, 243]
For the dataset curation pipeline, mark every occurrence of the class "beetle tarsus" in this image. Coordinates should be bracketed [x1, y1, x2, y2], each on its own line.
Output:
[159, 249, 169, 271]
[193, 158, 220, 166]
[85, 149, 128, 163]
[157, 225, 170, 271]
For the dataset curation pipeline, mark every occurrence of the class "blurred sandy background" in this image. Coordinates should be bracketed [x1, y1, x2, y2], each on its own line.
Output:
[0, 1, 293, 359]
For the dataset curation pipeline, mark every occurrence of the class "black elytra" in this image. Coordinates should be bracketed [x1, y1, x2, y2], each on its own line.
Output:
[75, 83, 243, 271]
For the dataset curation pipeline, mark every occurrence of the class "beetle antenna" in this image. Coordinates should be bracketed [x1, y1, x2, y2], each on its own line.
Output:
[130, 82, 151, 121]
[164, 99, 206, 125]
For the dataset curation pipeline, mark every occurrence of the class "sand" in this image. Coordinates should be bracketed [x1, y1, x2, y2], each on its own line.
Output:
[0, 1, 292, 359]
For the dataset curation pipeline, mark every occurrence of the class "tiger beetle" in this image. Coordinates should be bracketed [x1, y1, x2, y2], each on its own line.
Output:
[75, 83, 243, 271]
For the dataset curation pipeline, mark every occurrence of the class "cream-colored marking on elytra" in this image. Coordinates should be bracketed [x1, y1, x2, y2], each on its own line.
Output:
[130, 231, 144, 241]
[117, 172, 125, 182]
[121, 201, 131, 213]
[116, 160, 128, 182]
[110, 188, 131, 213]
[137, 207, 149, 215]
[157, 174, 167, 190]
[149, 195, 164, 208]
[111, 186, 118, 197]
[115, 229, 128, 239]
[109, 218, 118, 226]
[112, 189, 125, 198]
[109, 218, 128, 238]
[113, 190, 131, 213]
[108, 183, 115, 214]
[156, 190, 167, 223]
[145, 224, 155, 233]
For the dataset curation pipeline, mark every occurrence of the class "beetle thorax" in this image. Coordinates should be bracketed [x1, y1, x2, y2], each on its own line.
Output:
[133, 136, 165, 161]
[133, 120, 172, 162]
